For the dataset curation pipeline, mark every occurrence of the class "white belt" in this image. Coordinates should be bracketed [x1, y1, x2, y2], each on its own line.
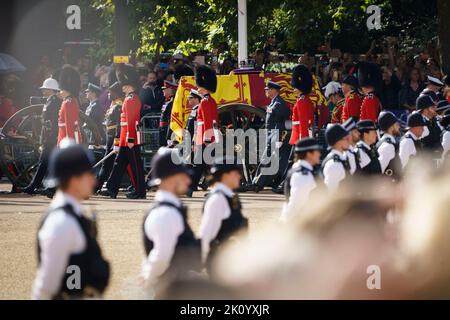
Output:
[292, 121, 300, 125]
[58, 123, 66, 127]
[197, 121, 204, 126]
[120, 122, 128, 126]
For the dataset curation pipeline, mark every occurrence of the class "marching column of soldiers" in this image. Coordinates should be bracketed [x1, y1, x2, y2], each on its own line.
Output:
[20, 59, 450, 299]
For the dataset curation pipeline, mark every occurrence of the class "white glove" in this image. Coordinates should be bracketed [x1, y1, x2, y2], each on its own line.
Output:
[275, 141, 283, 149]
[113, 146, 120, 153]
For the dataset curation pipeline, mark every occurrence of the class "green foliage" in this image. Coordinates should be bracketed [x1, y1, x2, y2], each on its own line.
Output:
[85, 0, 438, 63]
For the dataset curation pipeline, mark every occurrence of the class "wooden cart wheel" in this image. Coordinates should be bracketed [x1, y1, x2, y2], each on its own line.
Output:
[217, 103, 266, 185]
[0, 104, 103, 188]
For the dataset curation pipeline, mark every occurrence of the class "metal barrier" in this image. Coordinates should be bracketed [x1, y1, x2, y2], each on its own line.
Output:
[140, 113, 161, 170]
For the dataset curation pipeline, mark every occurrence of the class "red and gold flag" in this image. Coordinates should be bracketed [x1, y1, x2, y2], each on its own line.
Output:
[170, 71, 326, 140]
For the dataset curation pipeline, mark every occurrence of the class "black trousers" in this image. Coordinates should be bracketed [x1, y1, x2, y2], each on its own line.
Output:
[26, 144, 53, 190]
[96, 134, 115, 191]
[253, 138, 291, 188]
[190, 144, 213, 192]
[105, 145, 146, 196]
[276, 145, 295, 188]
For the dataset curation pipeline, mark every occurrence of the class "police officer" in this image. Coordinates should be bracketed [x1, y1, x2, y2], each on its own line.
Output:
[189, 66, 219, 195]
[322, 124, 351, 194]
[341, 75, 363, 122]
[399, 112, 428, 169]
[22, 78, 61, 195]
[355, 120, 382, 175]
[358, 62, 382, 123]
[440, 109, 450, 164]
[32, 140, 109, 299]
[57, 66, 82, 145]
[377, 111, 402, 180]
[159, 80, 177, 146]
[142, 148, 201, 289]
[253, 81, 291, 192]
[281, 138, 321, 222]
[416, 94, 442, 153]
[343, 117, 361, 175]
[420, 76, 444, 102]
[99, 65, 146, 199]
[84, 82, 105, 144]
[200, 156, 248, 274]
[95, 81, 124, 192]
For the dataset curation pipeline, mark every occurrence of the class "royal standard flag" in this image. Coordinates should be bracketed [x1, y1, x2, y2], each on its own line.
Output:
[170, 71, 326, 141]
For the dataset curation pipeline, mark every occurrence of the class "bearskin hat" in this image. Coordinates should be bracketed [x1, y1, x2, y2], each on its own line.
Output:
[195, 65, 217, 93]
[59, 66, 81, 96]
[291, 64, 313, 94]
[174, 64, 194, 82]
[116, 64, 139, 89]
[357, 61, 382, 89]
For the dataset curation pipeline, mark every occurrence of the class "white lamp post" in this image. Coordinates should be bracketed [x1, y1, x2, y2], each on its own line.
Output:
[237, 0, 248, 66]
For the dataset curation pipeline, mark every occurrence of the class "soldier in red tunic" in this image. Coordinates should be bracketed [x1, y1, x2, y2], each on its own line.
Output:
[272, 65, 315, 195]
[289, 64, 314, 145]
[341, 75, 363, 122]
[358, 62, 382, 123]
[99, 65, 146, 199]
[188, 66, 219, 197]
[57, 66, 82, 145]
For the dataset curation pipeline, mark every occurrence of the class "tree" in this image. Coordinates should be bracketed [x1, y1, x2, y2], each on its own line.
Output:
[86, 0, 440, 64]
[437, 0, 450, 74]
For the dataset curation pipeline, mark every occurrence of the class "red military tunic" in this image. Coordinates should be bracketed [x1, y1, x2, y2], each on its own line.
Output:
[360, 92, 381, 123]
[195, 94, 219, 145]
[289, 94, 314, 145]
[119, 92, 142, 147]
[341, 91, 363, 122]
[57, 96, 82, 145]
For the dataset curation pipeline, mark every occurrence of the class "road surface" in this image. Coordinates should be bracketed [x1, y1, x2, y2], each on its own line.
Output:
[0, 182, 283, 299]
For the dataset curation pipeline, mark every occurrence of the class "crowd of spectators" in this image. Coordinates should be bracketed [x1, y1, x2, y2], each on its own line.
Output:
[1, 36, 448, 127]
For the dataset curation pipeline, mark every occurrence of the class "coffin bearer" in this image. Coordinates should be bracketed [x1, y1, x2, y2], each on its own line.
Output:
[289, 64, 315, 145]
[84, 82, 105, 144]
[189, 66, 219, 196]
[341, 75, 363, 122]
[252, 81, 291, 192]
[95, 81, 124, 192]
[200, 156, 248, 274]
[377, 111, 402, 180]
[399, 112, 428, 169]
[355, 120, 382, 175]
[32, 140, 110, 299]
[57, 66, 82, 145]
[159, 80, 177, 146]
[358, 62, 382, 123]
[322, 124, 351, 194]
[281, 138, 321, 222]
[142, 148, 201, 290]
[99, 65, 146, 199]
[22, 78, 61, 195]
